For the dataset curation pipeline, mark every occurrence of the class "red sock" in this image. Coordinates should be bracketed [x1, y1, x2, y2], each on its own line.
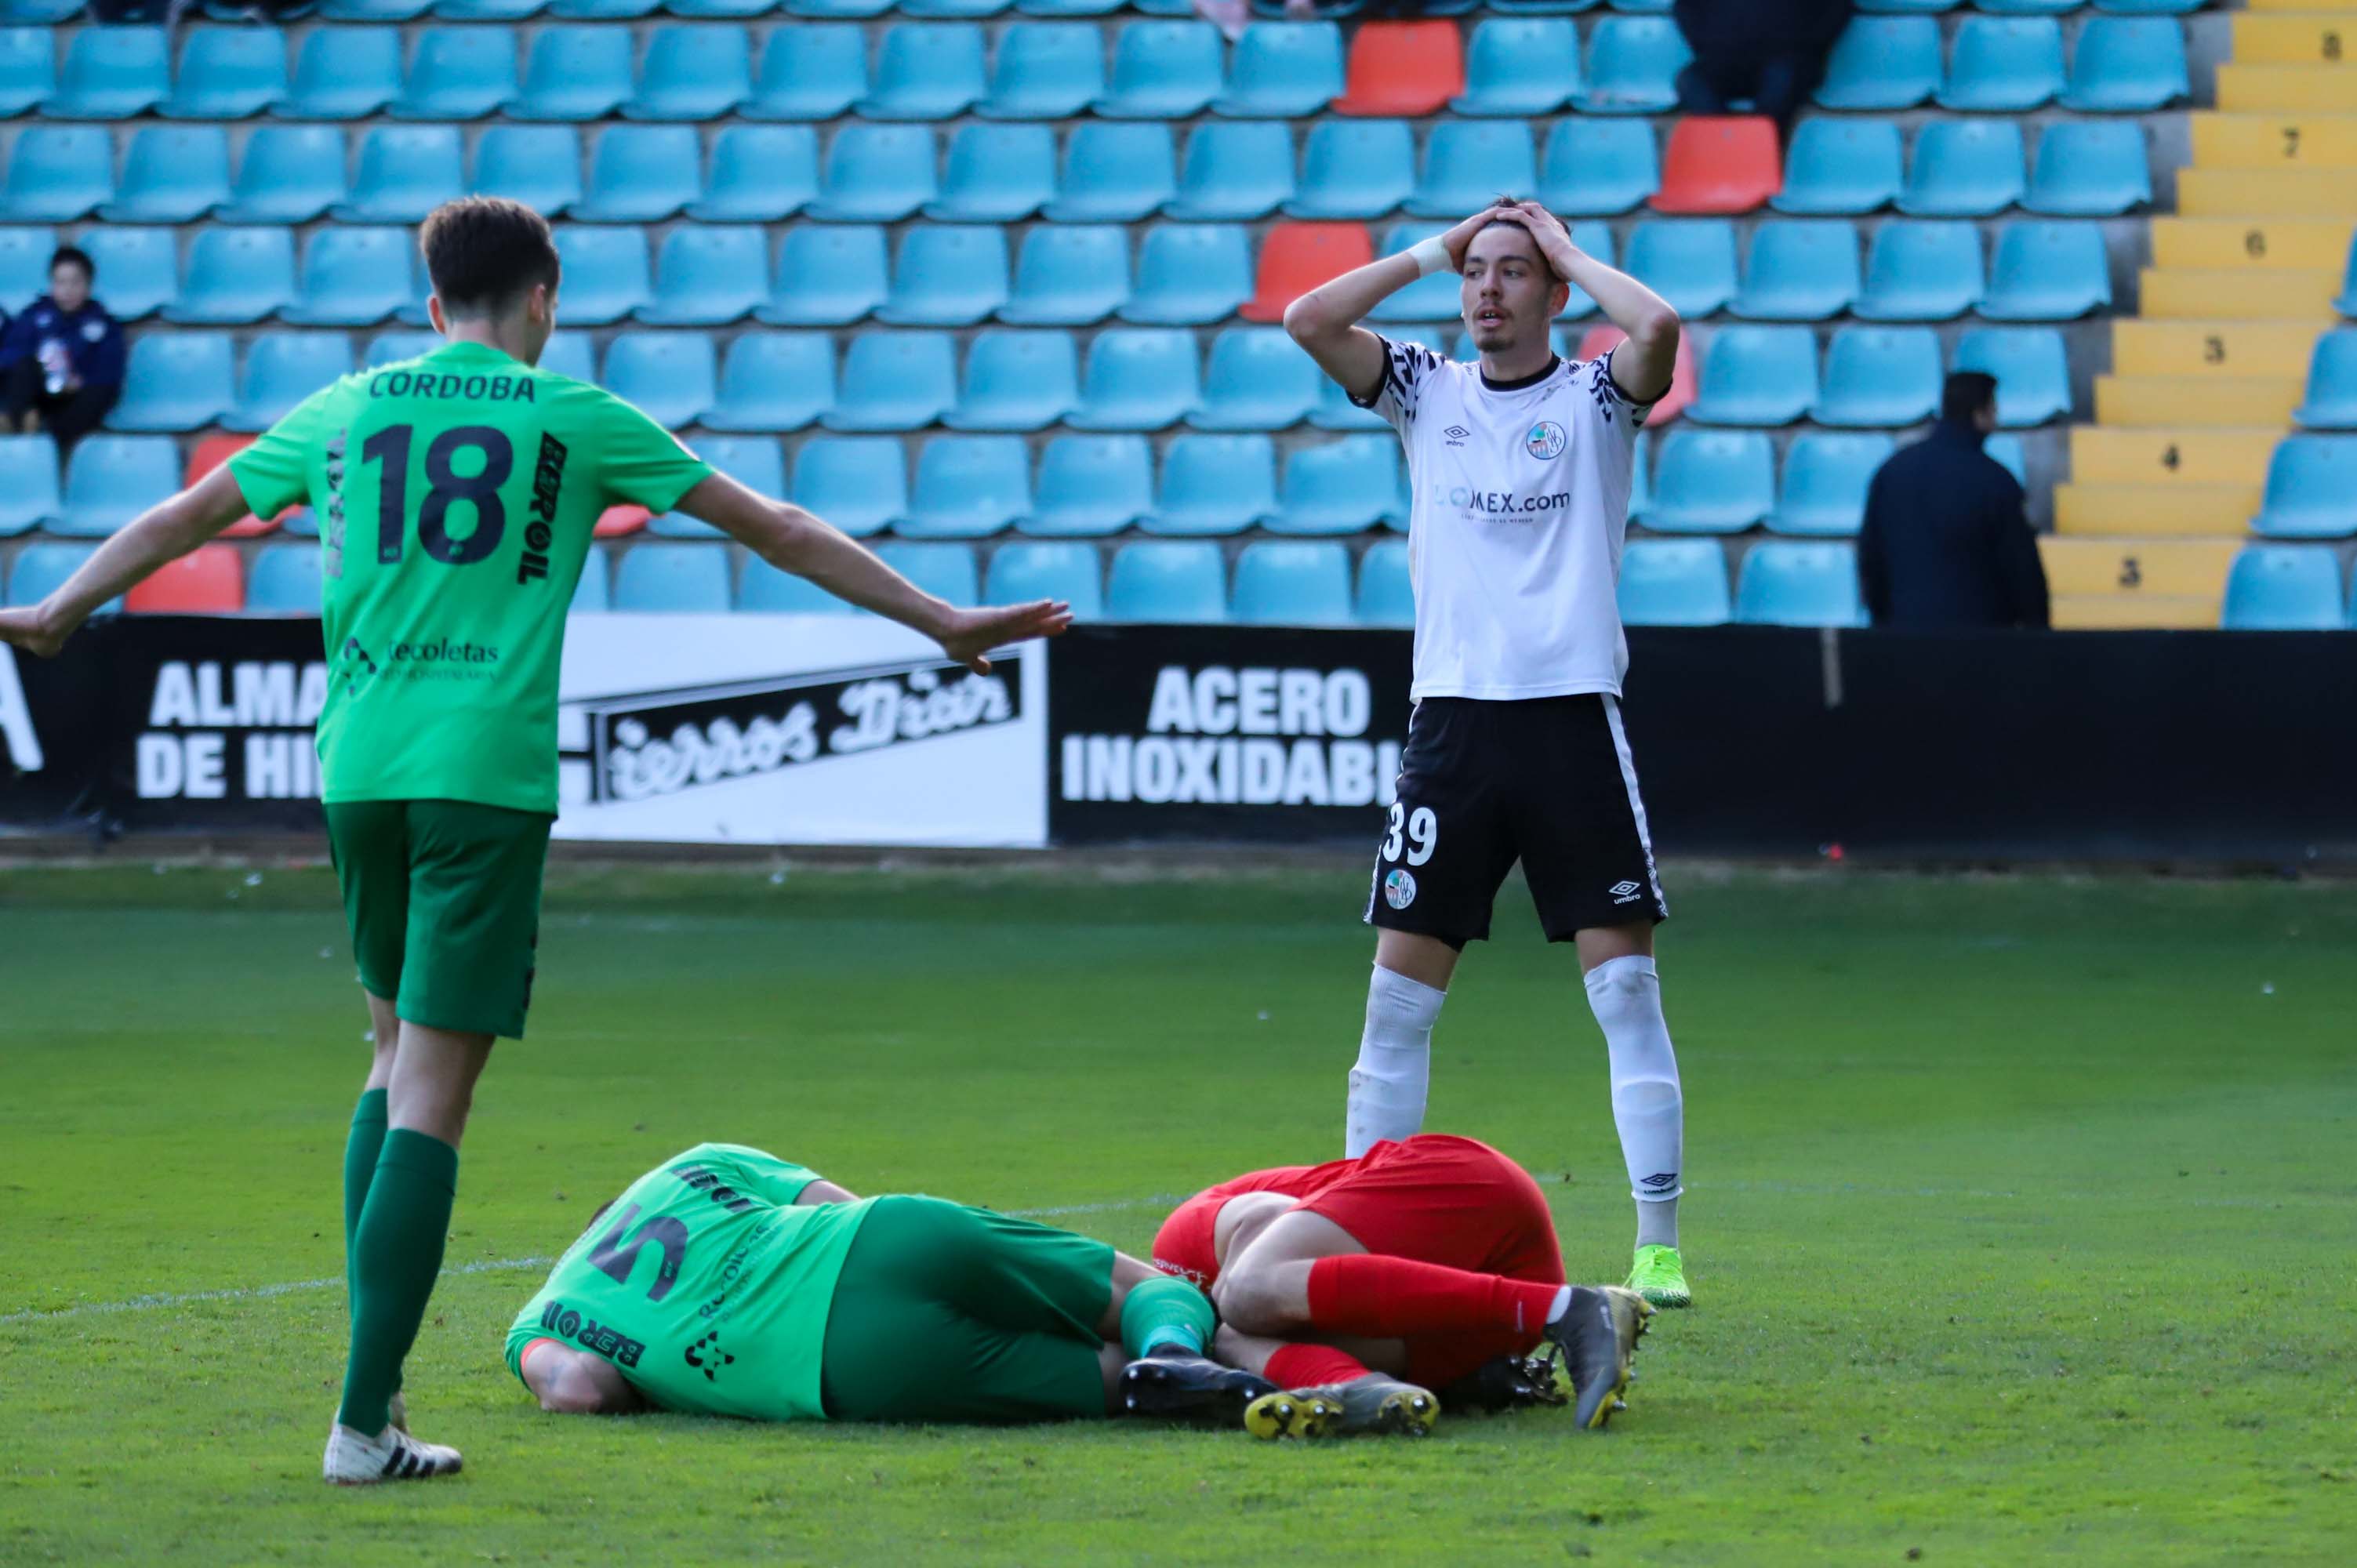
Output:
[1264, 1343, 1371, 1390]
[1306, 1254, 1561, 1341]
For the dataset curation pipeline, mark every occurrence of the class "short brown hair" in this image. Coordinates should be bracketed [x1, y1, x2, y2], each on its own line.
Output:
[419, 196, 561, 317]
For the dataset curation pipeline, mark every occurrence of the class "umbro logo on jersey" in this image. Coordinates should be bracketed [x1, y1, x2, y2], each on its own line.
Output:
[1443, 425, 1470, 447]
[1609, 880, 1643, 903]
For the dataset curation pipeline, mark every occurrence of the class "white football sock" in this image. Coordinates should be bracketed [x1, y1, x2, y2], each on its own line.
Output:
[1584, 955, 1683, 1249]
[1345, 964, 1445, 1157]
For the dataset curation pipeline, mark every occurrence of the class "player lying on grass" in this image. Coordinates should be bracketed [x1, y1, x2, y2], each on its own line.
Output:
[1147, 1133, 1649, 1439]
[510, 1143, 1271, 1429]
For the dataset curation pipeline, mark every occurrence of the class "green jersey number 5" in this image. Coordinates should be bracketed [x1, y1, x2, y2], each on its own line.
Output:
[361, 423, 515, 567]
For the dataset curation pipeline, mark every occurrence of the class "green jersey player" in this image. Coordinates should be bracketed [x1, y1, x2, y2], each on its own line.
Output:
[0, 198, 1072, 1484]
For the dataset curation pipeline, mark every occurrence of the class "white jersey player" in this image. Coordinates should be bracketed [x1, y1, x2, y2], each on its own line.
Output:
[1284, 201, 1694, 1309]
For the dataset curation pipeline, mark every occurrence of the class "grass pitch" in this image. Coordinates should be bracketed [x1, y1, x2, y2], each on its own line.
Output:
[1, 860, 2352, 1566]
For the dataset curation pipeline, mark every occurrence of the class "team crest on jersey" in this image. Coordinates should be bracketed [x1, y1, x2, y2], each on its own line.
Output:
[1524, 420, 1567, 460]
[1383, 868, 1418, 909]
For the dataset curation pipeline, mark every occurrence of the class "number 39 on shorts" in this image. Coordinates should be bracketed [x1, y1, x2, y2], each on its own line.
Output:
[1383, 804, 1437, 866]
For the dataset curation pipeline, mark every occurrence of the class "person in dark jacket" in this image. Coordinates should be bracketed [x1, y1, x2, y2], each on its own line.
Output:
[1857, 372, 2050, 630]
[0, 246, 125, 456]
[1672, 0, 1854, 136]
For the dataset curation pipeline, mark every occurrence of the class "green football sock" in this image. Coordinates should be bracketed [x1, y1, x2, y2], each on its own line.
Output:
[341, 1089, 400, 1398]
[1119, 1275, 1215, 1359]
[336, 1129, 457, 1435]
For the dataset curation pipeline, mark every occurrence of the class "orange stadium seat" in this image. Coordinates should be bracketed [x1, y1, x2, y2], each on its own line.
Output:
[596, 505, 652, 538]
[183, 433, 278, 538]
[1331, 21, 1465, 120]
[1576, 325, 1698, 428]
[126, 543, 244, 614]
[1239, 220, 1374, 325]
[1653, 117, 1781, 216]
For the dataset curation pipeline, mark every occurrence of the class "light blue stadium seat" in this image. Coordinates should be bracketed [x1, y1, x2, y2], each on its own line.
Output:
[1771, 118, 1901, 216]
[547, 227, 652, 325]
[279, 27, 401, 119]
[1045, 123, 1177, 223]
[900, 0, 1011, 15]
[614, 543, 732, 613]
[1353, 538, 1413, 627]
[686, 125, 816, 222]
[745, 24, 865, 121]
[602, 332, 716, 429]
[1273, 434, 1401, 536]
[630, 24, 753, 119]
[1980, 221, 2112, 321]
[1770, 432, 1894, 537]
[1815, 325, 1942, 426]
[106, 333, 234, 434]
[1015, 0, 1124, 17]
[1618, 539, 1731, 626]
[757, 225, 885, 326]
[1191, 326, 1321, 431]
[1898, 121, 2026, 218]
[1538, 119, 1658, 215]
[1954, 327, 2072, 426]
[1122, 224, 1251, 326]
[322, 0, 434, 16]
[1574, 15, 1689, 113]
[875, 541, 978, 604]
[468, 125, 583, 216]
[102, 126, 230, 224]
[0, 227, 47, 306]
[881, 226, 1010, 328]
[1985, 432, 2027, 488]
[1311, 328, 1434, 430]
[1737, 541, 1863, 626]
[1643, 430, 1776, 532]
[948, 328, 1078, 431]
[513, 24, 630, 119]
[1214, 21, 1343, 118]
[2250, 437, 2357, 540]
[2025, 121, 2151, 216]
[649, 435, 781, 536]
[9, 543, 118, 610]
[568, 546, 608, 614]
[706, 332, 833, 433]
[576, 126, 701, 223]
[164, 228, 294, 325]
[243, 543, 321, 615]
[1732, 220, 1861, 322]
[217, 125, 346, 224]
[1001, 225, 1130, 325]
[391, 27, 520, 120]
[548, 0, 660, 16]
[365, 330, 440, 369]
[1101, 20, 1221, 118]
[1410, 122, 1539, 220]
[1, 126, 110, 220]
[928, 124, 1055, 223]
[641, 225, 768, 326]
[1453, 18, 1581, 117]
[227, 334, 354, 433]
[2221, 545, 2344, 630]
[823, 332, 957, 432]
[1365, 223, 1462, 322]
[808, 123, 936, 222]
[1148, 434, 1277, 535]
[1854, 220, 1981, 321]
[1070, 328, 1197, 430]
[899, 436, 1031, 538]
[0, 436, 59, 537]
[73, 227, 171, 321]
[1938, 16, 2063, 111]
[791, 436, 904, 537]
[2293, 332, 2357, 431]
[1024, 434, 1153, 536]
[336, 125, 462, 224]
[1628, 429, 1654, 518]
[859, 22, 983, 119]
[1626, 220, 1741, 318]
[49, 25, 167, 118]
[437, 0, 554, 17]
[986, 541, 1103, 618]
[1814, 16, 1939, 110]
[537, 334, 597, 383]
[1971, 0, 2075, 11]
[1491, 0, 1602, 11]
[1287, 119, 1415, 220]
[979, 21, 1103, 119]
[0, 27, 53, 118]
[2061, 16, 2188, 112]
[55, 435, 180, 537]
[738, 554, 851, 613]
[1168, 122, 1293, 221]
[165, 27, 288, 119]
[1233, 540, 1353, 626]
[2090, 0, 2203, 12]
[1106, 541, 1227, 622]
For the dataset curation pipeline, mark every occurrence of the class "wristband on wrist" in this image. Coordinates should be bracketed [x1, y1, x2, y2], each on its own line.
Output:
[1407, 237, 1452, 278]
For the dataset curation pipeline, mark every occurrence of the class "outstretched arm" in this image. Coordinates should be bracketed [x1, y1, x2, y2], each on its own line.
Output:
[0, 463, 250, 657]
[519, 1340, 647, 1416]
[1284, 205, 1509, 400]
[1497, 201, 1680, 404]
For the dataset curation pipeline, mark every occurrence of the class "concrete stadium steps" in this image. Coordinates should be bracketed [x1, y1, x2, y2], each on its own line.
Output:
[2177, 165, 2357, 214]
[2147, 217, 2354, 271]
[2050, 591, 2223, 630]
[2068, 426, 2279, 485]
[2215, 64, 2357, 111]
[2135, 266, 2340, 318]
[2230, 13, 2357, 67]
[2039, 535, 2241, 599]
[2108, 318, 2324, 378]
[2188, 111, 2357, 166]
[2094, 373, 2303, 427]
[2054, 480, 2260, 537]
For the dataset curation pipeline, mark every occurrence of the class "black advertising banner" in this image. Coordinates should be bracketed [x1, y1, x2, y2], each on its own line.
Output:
[0, 634, 112, 835]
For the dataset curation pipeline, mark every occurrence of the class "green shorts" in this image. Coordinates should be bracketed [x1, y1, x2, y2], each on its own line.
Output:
[820, 1195, 1114, 1424]
[324, 799, 554, 1040]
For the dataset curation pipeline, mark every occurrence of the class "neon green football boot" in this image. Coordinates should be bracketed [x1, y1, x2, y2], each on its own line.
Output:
[1625, 1244, 1692, 1309]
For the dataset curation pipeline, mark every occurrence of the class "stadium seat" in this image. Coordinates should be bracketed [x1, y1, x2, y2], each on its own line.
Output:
[650, 435, 781, 536]
[1814, 16, 1938, 110]
[576, 126, 702, 223]
[163, 228, 295, 325]
[792, 436, 905, 537]
[104, 130, 231, 230]
[1353, 538, 1413, 627]
[243, 543, 321, 615]
[1233, 541, 1353, 626]
[322, 0, 434, 16]
[180, 432, 278, 536]
[1854, 220, 1981, 321]
[365, 331, 441, 370]
[986, 541, 1103, 619]
[928, 124, 1055, 223]
[1618, 538, 1731, 626]
[1538, 119, 1660, 216]
[744, 24, 865, 121]
[1732, 220, 1861, 322]
[2024, 121, 2151, 217]
[1654, 117, 1780, 216]
[440, 0, 556, 17]
[1452, 17, 1581, 117]
[1938, 16, 2062, 111]
[547, 227, 653, 325]
[682, 125, 815, 222]
[568, 547, 609, 614]
[1736, 540, 1862, 626]
[1214, 21, 1344, 118]
[1095, 21, 1220, 118]
[899, 436, 1032, 539]
[1024, 434, 1153, 536]
[1001, 225, 1131, 325]
[1241, 222, 1373, 325]
[875, 541, 978, 605]
[392, 27, 520, 120]
[1148, 434, 1277, 535]
[2250, 437, 2357, 539]
[227, 334, 353, 433]
[613, 543, 731, 612]
[947, 329, 1080, 431]
[602, 332, 716, 429]
[1770, 119, 1901, 216]
[467, 125, 583, 217]
[7, 542, 113, 610]
[2294, 332, 2357, 431]
[1574, 15, 1688, 113]
[808, 124, 938, 223]
[1045, 124, 1177, 223]
[2090, 0, 2203, 11]
[0, 437, 59, 536]
[1122, 225, 1251, 327]
[538, 334, 597, 383]
[1169, 122, 1294, 222]
[1070, 328, 1198, 431]
[641, 226, 768, 327]
[859, 23, 984, 119]
[279, 27, 401, 119]
[336, 126, 463, 224]
[878, 226, 1010, 328]
[1192, 327, 1321, 431]
[1625, 220, 1741, 318]
[1629, 429, 1654, 518]
[823, 332, 957, 432]
[738, 555, 848, 613]
[0, 27, 53, 119]
[0, 126, 111, 221]
[706, 332, 833, 433]
[1770, 431, 1893, 537]
[1898, 121, 2026, 218]
[1643, 430, 1776, 532]
[1980, 222, 2112, 321]
[1410, 122, 1539, 220]
[48, 24, 168, 118]
[630, 24, 753, 120]
[979, 21, 1102, 119]
[1334, 20, 1463, 118]
[55, 435, 180, 537]
[75, 227, 174, 321]
[125, 543, 243, 615]
[1815, 326, 1942, 426]
[1288, 120, 1416, 221]
[2219, 545, 2341, 630]
[215, 125, 346, 225]
[2061, 16, 2188, 113]
[0, 229, 48, 308]
[1954, 327, 2072, 426]
[757, 225, 884, 326]
[1106, 540, 1227, 622]
[514, 24, 630, 119]
[900, 0, 1013, 16]
[1273, 435, 1402, 535]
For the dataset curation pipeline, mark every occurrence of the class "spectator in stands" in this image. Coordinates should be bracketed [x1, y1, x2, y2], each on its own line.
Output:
[1672, 0, 1854, 136]
[1857, 372, 2050, 631]
[0, 247, 125, 458]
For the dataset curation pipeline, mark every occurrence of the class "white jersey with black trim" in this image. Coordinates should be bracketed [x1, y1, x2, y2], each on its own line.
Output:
[1355, 337, 1654, 702]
